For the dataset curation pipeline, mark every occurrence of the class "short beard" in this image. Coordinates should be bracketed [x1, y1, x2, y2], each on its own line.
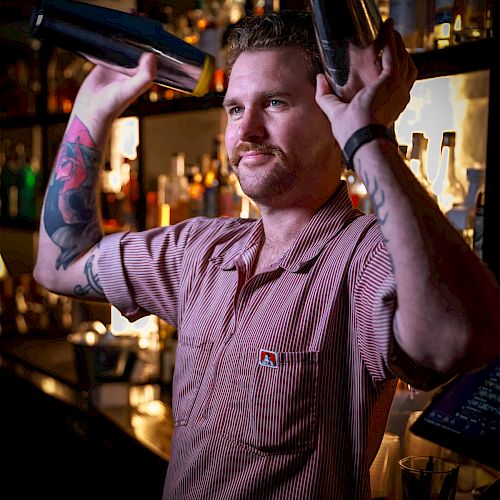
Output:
[230, 142, 298, 204]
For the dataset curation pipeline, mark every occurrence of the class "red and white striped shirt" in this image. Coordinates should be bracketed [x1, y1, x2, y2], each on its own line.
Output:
[99, 182, 399, 499]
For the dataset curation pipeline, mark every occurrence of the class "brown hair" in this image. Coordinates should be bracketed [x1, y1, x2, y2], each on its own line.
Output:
[225, 10, 323, 85]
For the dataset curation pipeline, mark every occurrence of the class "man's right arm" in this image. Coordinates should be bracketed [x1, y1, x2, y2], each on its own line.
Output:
[34, 116, 106, 300]
[34, 53, 156, 300]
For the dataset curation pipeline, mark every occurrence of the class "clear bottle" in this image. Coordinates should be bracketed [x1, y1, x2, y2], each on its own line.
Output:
[443, 131, 465, 205]
[434, 131, 465, 211]
[409, 132, 432, 192]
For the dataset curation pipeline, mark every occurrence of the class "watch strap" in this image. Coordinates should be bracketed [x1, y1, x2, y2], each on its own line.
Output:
[342, 124, 395, 169]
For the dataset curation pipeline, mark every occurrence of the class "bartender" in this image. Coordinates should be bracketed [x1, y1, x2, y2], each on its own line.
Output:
[34, 10, 500, 499]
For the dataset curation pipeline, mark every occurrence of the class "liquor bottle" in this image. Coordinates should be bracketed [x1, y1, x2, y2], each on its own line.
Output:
[157, 174, 172, 226]
[446, 166, 485, 234]
[433, 131, 465, 211]
[409, 132, 432, 192]
[145, 190, 159, 229]
[390, 0, 417, 50]
[187, 164, 205, 218]
[0, 142, 21, 219]
[442, 131, 465, 205]
[472, 189, 484, 259]
[309, 0, 382, 100]
[376, 0, 391, 21]
[390, 0, 430, 52]
[203, 144, 220, 218]
[245, 0, 254, 17]
[19, 146, 41, 221]
[215, 134, 241, 218]
[30, 0, 215, 97]
[169, 152, 190, 224]
[434, 0, 454, 48]
[453, 0, 494, 43]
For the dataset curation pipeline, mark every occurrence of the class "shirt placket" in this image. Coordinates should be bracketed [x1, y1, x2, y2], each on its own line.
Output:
[196, 242, 262, 422]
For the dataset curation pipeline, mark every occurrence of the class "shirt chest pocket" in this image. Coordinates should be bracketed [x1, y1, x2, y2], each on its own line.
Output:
[172, 335, 213, 427]
[227, 350, 320, 455]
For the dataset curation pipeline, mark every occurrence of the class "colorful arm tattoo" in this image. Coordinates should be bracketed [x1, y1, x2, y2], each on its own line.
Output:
[44, 117, 103, 276]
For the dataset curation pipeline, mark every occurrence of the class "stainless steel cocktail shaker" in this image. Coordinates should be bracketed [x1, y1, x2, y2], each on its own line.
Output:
[309, 0, 382, 99]
[30, 0, 215, 97]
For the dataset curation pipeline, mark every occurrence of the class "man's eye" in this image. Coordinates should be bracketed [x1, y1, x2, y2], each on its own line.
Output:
[269, 99, 283, 107]
[229, 106, 243, 116]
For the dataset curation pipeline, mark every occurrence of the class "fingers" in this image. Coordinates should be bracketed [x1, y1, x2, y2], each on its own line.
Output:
[380, 19, 396, 78]
[120, 52, 157, 101]
[379, 20, 417, 94]
[315, 73, 341, 116]
[316, 73, 332, 99]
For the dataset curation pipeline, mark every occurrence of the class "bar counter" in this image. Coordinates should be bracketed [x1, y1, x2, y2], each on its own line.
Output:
[0, 332, 171, 500]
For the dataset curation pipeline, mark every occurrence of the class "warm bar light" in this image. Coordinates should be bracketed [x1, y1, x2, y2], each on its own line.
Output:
[0, 255, 9, 280]
[395, 71, 489, 212]
[110, 305, 158, 337]
[159, 204, 171, 226]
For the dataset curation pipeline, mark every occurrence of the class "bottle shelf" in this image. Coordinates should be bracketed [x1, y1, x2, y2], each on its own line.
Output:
[412, 38, 495, 80]
[125, 92, 224, 118]
[0, 38, 495, 130]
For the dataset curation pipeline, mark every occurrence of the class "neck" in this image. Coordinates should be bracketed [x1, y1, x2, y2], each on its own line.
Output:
[257, 179, 340, 250]
[250, 187, 338, 277]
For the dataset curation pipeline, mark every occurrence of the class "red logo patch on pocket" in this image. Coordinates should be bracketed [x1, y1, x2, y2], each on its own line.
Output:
[259, 349, 278, 368]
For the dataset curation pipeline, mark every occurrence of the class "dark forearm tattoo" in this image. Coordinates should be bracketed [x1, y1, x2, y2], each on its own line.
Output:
[44, 117, 102, 270]
[356, 159, 395, 271]
[357, 160, 388, 226]
[74, 254, 105, 297]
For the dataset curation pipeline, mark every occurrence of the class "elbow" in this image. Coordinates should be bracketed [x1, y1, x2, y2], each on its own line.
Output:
[33, 258, 59, 295]
[434, 320, 500, 376]
[33, 260, 50, 291]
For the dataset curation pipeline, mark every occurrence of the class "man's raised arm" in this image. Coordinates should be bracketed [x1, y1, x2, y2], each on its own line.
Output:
[316, 20, 500, 383]
[34, 53, 156, 300]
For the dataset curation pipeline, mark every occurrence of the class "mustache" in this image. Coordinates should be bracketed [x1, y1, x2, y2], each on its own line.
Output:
[230, 142, 286, 166]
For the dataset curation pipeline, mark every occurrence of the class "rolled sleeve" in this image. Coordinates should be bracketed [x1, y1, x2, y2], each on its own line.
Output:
[352, 236, 453, 390]
[351, 237, 398, 382]
[97, 219, 198, 325]
[98, 231, 146, 321]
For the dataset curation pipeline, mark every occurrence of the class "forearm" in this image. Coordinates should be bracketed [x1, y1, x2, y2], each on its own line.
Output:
[355, 138, 500, 374]
[34, 114, 107, 299]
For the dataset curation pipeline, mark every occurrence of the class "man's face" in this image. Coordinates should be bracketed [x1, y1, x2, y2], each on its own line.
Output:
[224, 47, 340, 208]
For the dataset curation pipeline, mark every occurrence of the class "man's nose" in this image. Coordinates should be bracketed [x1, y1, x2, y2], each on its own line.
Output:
[238, 108, 266, 142]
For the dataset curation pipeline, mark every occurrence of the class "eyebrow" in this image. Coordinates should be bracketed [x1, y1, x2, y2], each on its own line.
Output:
[223, 90, 294, 108]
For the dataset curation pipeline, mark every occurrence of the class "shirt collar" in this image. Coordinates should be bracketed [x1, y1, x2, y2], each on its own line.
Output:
[210, 181, 356, 272]
[209, 218, 264, 271]
[279, 181, 357, 272]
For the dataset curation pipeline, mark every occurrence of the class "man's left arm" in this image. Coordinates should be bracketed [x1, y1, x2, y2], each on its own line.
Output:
[354, 135, 499, 378]
[316, 20, 500, 380]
